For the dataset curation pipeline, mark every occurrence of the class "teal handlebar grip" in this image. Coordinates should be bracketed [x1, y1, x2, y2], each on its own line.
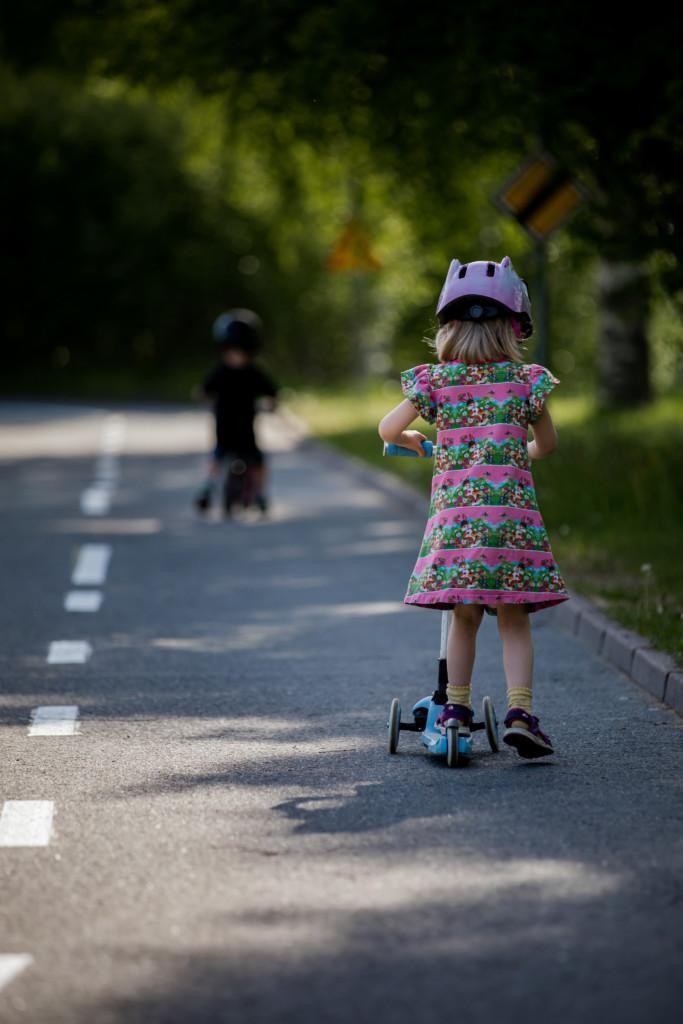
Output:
[383, 440, 434, 458]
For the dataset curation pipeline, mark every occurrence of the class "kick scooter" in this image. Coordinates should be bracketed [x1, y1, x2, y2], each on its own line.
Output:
[383, 440, 500, 768]
[195, 454, 266, 517]
[222, 456, 265, 516]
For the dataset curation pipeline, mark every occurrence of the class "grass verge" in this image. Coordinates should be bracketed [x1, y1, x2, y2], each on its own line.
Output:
[290, 384, 683, 664]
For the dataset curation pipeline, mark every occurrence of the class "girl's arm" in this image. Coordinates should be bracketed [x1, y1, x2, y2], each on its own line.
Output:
[378, 400, 429, 456]
[528, 405, 557, 459]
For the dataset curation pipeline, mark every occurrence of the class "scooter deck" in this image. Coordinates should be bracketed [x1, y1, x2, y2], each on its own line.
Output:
[412, 697, 473, 758]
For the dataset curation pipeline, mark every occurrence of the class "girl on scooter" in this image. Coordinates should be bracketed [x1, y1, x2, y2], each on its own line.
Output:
[379, 257, 568, 758]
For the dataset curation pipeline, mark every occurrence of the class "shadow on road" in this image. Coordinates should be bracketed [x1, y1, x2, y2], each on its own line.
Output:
[53, 856, 680, 1024]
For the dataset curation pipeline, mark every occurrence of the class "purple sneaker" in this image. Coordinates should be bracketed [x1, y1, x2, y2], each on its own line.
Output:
[503, 708, 554, 759]
[436, 703, 473, 734]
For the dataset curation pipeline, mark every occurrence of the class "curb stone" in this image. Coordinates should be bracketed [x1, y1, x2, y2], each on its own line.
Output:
[283, 406, 682, 717]
[631, 647, 677, 702]
[544, 596, 680, 708]
[665, 672, 683, 715]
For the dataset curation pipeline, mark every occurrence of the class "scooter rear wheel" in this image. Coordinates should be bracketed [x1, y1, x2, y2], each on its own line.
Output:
[223, 462, 244, 515]
[388, 698, 401, 754]
[446, 724, 460, 768]
[483, 696, 499, 752]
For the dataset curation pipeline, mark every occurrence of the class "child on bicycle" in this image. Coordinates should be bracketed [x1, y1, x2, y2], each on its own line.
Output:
[378, 257, 568, 758]
[194, 309, 278, 515]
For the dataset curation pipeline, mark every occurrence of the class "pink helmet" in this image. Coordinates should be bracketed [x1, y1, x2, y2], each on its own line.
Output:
[436, 256, 533, 338]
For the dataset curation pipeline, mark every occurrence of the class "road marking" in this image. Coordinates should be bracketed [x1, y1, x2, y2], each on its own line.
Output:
[79, 417, 125, 512]
[0, 802, 54, 846]
[95, 454, 119, 481]
[29, 706, 79, 736]
[100, 441, 122, 456]
[64, 590, 103, 612]
[0, 955, 33, 992]
[47, 641, 92, 664]
[101, 415, 126, 454]
[80, 484, 113, 516]
[72, 544, 112, 585]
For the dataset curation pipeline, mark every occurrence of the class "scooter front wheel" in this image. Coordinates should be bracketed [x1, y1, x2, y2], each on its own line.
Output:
[388, 698, 401, 754]
[483, 695, 499, 752]
[446, 724, 460, 768]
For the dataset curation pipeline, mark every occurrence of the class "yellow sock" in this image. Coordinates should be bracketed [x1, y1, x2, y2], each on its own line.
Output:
[507, 687, 533, 713]
[446, 684, 472, 708]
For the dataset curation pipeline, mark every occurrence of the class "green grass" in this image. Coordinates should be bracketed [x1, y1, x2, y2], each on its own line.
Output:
[290, 385, 683, 664]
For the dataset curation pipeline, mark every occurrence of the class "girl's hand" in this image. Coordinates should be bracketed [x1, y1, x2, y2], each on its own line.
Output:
[399, 429, 429, 456]
[378, 400, 427, 453]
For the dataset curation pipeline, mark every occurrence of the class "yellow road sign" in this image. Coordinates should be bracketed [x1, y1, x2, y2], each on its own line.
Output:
[326, 217, 382, 272]
[497, 154, 586, 241]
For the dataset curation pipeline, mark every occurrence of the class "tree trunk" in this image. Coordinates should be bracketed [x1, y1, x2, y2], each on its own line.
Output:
[597, 260, 651, 407]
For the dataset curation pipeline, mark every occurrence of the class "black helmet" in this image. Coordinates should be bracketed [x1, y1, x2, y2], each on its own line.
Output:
[212, 309, 263, 352]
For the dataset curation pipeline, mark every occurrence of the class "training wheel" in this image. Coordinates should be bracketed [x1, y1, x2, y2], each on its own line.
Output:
[388, 698, 401, 754]
[483, 695, 499, 752]
[446, 723, 460, 768]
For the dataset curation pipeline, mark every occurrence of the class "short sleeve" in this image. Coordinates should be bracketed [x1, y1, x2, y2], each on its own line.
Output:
[528, 364, 560, 422]
[400, 364, 437, 424]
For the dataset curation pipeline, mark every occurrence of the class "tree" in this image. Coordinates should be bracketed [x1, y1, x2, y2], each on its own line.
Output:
[3, 1, 682, 401]
[0, 69, 265, 383]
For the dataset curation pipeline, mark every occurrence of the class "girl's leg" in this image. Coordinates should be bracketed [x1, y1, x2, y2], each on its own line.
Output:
[252, 462, 268, 508]
[195, 456, 221, 510]
[247, 448, 268, 510]
[497, 605, 554, 757]
[496, 605, 534, 724]
[446, 605, 484, 708]
[198, 456, 221, 486]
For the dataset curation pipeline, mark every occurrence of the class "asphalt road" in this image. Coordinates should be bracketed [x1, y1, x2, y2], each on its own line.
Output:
[0, 400, 681, 1024]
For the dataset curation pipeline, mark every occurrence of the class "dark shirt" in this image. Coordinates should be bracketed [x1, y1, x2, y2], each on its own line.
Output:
[203, 363, 278, 451]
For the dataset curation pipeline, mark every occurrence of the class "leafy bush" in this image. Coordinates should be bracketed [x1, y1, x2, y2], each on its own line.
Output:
[0, 69, 262, 388]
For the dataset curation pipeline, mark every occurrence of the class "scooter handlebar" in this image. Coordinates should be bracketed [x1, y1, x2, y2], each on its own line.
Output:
[383, 440, 434, 458]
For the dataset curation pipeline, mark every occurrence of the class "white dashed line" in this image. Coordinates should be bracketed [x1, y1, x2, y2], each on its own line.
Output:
[47, 641, 92, 664]
[71, 544, 112, 586]
[101, 415, 126, 454]
[80, 484, 113, 516]
[94, 454, 119, 481]
[29, 706, 80, 736]
[79, 415, 124, 512]
[0, 802, 54, 847]
[0, 955, 33, 992]
[64, 590, 103, 612]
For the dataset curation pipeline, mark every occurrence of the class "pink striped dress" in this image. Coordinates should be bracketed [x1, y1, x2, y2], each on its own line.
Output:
[401, 359, 568, 613]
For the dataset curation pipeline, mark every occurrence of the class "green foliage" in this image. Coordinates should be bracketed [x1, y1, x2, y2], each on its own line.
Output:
[0, 68, 264, 384]
[0, 69, 422, 390]
[1, 4, 682, 397]
[11, 2, 681, 266]
[0, 65, 548, 395]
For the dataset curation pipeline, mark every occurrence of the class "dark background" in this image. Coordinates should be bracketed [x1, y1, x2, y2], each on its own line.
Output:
[2, 1, 682, 403]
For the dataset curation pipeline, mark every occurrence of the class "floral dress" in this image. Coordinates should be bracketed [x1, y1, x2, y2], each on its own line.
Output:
[401, 359, 568, 613]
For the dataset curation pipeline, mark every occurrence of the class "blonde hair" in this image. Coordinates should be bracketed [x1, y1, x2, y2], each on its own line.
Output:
[432, 318, 523, 364]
